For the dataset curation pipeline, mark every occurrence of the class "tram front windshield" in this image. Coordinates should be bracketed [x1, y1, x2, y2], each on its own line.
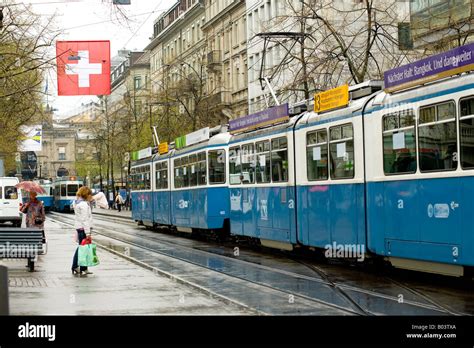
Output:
[67, 184, 79, 197]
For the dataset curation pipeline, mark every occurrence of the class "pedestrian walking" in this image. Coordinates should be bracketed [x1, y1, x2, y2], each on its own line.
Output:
[115, 193, 124, 212]
[20, 192, 46, 229]
[71, 186, 94, 276]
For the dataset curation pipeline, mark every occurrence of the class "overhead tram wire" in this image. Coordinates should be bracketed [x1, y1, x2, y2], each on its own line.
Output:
[122, 0, 165, 49]
[49, 9, 164, 32]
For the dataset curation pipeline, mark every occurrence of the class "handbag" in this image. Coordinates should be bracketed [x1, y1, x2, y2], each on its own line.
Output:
[78, 243, 100, 267]
[81, 235, 92, 246]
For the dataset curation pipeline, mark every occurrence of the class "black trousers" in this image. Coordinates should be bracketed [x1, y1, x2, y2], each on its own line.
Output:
[72, 229, 88, 271]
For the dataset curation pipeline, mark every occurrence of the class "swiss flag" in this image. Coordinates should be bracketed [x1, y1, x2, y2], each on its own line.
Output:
[56, 40, 111, 96]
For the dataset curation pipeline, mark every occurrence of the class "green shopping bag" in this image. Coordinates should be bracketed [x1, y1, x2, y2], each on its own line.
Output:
[78, 243, 100, 267]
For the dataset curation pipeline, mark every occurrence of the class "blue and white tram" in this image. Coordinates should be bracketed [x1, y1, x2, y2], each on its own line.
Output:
[36, 179, 54, 211]
[170, 132, 230, 233]
[130, 159, 154, 226]
[52, 177, 83, 212]
[130, 48, 474, 276]
[229, 120, 298, 250]
[130, 128, 231, 234]
[364, 72, 474, 276]
[293, 81, 383, 252]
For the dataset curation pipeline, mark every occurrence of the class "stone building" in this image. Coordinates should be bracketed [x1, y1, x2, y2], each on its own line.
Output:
[202, 0, 248, 119]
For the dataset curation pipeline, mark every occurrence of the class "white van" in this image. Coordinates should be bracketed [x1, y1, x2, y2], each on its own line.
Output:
[0, 177, 22, 227]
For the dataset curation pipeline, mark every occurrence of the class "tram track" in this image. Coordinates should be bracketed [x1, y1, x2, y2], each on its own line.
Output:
[49, 213, 357, 315]
[49, 212, 471, 316]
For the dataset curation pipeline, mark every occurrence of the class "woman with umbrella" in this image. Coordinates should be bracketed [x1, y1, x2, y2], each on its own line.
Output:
[17, 181, 46, 229]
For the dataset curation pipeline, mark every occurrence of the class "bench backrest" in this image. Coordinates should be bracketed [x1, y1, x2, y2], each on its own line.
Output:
[0, 228, 44, 257]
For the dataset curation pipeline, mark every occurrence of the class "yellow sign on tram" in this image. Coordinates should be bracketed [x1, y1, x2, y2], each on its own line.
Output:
[314, 85, 349, 113]
[158, 142, 169, 155]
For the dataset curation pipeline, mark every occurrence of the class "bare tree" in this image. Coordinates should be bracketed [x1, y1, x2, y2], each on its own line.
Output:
[0, 1, 58, 172]
[257, 0, 421, 106]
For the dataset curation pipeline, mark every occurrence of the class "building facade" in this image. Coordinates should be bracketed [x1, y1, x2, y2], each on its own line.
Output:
[410, 0, 474, 50]
[36, 122, 77, 180]
[246, 0, 412, 113]
[202, 0, 249, 119]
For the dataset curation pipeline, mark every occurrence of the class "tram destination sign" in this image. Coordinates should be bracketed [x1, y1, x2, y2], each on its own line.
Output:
[314, 85, 349, 113]
[384, 42, 474, 93]
[229, 104, 289, 134]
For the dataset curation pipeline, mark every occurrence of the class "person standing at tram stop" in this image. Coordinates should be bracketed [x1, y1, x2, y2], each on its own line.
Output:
[71, 186, 94, 276]
[115, 192, 124, 212]
[20, 192, 46, 229]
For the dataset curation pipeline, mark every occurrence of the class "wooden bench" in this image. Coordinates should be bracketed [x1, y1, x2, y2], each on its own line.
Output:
[0, 228, 47, 271]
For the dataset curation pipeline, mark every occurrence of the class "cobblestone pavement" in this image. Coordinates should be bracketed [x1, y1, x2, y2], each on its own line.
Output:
[3, 220, 250, 315]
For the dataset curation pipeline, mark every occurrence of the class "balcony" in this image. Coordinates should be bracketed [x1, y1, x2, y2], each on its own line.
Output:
[207, 50, 222, 71]
[207, 91, 231, 107]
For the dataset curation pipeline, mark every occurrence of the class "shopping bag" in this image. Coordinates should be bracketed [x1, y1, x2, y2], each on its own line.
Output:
[78, 243, 100, 267]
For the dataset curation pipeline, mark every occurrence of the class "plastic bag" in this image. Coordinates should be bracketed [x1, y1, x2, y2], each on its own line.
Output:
[78, 244, 100, 267]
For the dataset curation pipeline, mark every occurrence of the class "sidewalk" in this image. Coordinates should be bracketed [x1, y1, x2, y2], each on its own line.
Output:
[3, 219, 248, 315]
[93, 207, 132, 219]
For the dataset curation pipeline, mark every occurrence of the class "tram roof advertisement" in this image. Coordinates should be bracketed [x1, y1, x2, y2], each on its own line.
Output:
[175, 127, 210, 150]
[384, 42, 474, 93]
[229, 103, 289, 134]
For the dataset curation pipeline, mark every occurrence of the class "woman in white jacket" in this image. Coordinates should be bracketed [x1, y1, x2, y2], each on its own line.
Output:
[72, 186, 94, 276]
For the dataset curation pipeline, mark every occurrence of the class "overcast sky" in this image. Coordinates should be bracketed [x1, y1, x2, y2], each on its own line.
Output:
[23, 0, 175, 118]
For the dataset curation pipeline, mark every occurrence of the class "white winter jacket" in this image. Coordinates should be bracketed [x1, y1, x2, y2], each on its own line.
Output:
[73, 200, 93, 233]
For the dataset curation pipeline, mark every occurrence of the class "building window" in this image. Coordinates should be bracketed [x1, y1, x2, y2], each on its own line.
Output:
[58, 146, 66, 161]
[134, 76, 142, 90]
[418, 101, 457, 172]
[398, 22, 413, 50]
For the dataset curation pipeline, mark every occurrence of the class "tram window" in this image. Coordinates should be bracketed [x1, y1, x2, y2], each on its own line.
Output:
[271, 137, 288, 182]
[67, 184, 79, 196]
[460, 97, 474, 169]
[256, 140, 271, 183]
[144, 166, 151, 190]
[307, 130, 329, 181]
[155, 162, 169, 189]
[229, 146, 241, 185]
[241, 144, 256, 184]
[419, 101, 457, 172]
[174, 159, 183, 189]
[197, 152, 207, 186]
[61, 184, 66, 196]
[329, 124, 355, 179]
[383, 110, 417, 175]
[208, 150, 226, 184]
[0, 187, 2, 199]
[189, 154, 198, 187]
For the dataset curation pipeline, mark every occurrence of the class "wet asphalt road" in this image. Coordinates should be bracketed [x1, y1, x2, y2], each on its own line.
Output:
[49, 212, 474, 316]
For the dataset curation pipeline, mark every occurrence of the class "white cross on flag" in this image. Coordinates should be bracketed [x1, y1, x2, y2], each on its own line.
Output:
[56, 40, 111, 96]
